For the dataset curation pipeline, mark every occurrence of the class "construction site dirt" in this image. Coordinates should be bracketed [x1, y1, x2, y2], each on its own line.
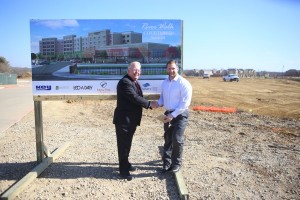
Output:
[0, 77, 299, 199]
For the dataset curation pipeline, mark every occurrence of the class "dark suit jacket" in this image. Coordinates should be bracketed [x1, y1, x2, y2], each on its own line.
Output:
[113, 74, 150, 127]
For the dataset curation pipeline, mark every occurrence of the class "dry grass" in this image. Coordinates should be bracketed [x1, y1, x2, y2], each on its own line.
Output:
[187, 77, 300, 120]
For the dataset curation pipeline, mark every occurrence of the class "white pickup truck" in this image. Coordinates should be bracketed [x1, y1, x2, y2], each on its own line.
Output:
[223, 74, 240, 82]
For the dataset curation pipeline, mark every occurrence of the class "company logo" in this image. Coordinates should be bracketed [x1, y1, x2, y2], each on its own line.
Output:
[141, 82, 158, 92]
[142, 83, 151, 87]
[55, 86, 69, 90]
[100, 81, 107, 88]
[73, 86, 93, 90]
[36, 85, 51, 90]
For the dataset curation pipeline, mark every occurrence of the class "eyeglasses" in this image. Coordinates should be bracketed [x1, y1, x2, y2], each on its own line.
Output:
[131, 69, 141, 73]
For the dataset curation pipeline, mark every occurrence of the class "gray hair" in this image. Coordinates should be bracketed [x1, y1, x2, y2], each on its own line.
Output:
[128, 61, 141, 70]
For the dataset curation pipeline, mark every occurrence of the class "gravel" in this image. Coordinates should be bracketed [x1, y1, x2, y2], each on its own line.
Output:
[0, 100, 299, 199]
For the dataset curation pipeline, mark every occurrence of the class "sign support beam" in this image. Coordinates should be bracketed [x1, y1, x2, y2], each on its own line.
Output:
[34, 100, 44, 163]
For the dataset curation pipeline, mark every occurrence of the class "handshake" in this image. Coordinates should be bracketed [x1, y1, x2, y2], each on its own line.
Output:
[149, 101, 173, 123]
[150, 101, 159, 109]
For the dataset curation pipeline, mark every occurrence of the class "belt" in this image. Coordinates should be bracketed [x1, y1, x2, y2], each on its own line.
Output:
[165, 109, 175, 115]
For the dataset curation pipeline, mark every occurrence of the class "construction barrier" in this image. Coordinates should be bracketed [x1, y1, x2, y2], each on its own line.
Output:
[192, 106, 237, 113]
[0, 73, 17, 85]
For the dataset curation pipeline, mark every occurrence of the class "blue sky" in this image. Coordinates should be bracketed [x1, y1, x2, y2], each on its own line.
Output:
[30, 19, 182, 52]
[1, 0, 299, 72]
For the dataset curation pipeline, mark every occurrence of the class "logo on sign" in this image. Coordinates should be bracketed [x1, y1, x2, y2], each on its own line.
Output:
[36, 85, 51, 90]
[73, 86, 93, 90]
[142, 82, 157, 92]
[100, 81, 107, 88]
[55, 86, 69, 90]
[143, 83, 151, 87]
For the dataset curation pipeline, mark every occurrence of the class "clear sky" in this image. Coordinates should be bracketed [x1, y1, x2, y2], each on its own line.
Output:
[1, 0, 299, 72]
[30, 19, 182, 52]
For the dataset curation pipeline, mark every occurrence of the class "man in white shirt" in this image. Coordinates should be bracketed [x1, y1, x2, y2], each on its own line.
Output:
[156, 59, 192, 173]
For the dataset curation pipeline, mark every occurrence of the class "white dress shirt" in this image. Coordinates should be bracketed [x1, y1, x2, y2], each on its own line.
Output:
[158, 74, 192, 118]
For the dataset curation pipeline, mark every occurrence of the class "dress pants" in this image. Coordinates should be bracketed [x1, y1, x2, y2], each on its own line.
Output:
[115, 124, 136, 175]
[163, 110, 189, 168]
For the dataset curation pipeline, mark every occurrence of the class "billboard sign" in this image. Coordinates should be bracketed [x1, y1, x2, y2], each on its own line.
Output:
[30, 19, 183, 96]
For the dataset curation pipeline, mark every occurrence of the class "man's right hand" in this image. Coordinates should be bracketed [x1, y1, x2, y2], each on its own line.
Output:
[150, 101, 159, 109]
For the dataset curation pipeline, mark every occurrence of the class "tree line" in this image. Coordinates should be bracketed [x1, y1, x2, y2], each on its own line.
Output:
[0, 56, 31, 77]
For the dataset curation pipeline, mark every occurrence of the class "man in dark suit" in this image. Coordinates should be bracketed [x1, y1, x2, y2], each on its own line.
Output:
[113, 61, 154, 181]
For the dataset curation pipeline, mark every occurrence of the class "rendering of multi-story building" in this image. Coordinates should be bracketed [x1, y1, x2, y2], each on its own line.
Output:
[38, 29, 176, 63]
[39, 38, 57, 57]
[63, 35, 76, 54]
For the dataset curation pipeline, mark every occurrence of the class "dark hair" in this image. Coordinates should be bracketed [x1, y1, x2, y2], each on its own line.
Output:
[166, 59, 177, 67]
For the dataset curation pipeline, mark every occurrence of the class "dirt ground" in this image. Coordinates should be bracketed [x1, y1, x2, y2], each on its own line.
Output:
[0, 77, 299, 199]
[188, 77, 300, 120]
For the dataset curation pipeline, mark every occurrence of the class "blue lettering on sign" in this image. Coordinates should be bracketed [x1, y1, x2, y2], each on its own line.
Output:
[36, 85, 51, 90]
[143, 83, 151, 87]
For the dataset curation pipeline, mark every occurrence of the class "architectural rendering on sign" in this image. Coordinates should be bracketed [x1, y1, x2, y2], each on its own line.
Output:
[30, 19, 183, 95]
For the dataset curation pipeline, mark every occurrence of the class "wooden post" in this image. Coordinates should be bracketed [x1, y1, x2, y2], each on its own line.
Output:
[0, 142, 71, 200]
[34, 101, 44, 163]
[174, 170, 189, 200]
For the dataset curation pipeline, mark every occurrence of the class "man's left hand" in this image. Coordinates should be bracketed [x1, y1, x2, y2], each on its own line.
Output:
[163, 114, 173, 123]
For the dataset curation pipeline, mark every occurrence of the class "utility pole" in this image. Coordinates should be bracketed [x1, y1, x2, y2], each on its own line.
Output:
[282, 65, 284, 79]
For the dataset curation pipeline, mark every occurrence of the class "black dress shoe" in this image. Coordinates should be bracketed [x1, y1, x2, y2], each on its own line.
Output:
[171, 165, 181, 173]
[120, 173, 133, 181]
[162, 165, 172, 173]
[129, 166, 137, 171]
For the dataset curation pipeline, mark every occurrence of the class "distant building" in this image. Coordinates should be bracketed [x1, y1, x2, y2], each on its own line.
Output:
[227, 68, 238, 75]
[39, 38, 57, 58]
[63, 35, 76, 54]
[38, 29, 171, 62]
